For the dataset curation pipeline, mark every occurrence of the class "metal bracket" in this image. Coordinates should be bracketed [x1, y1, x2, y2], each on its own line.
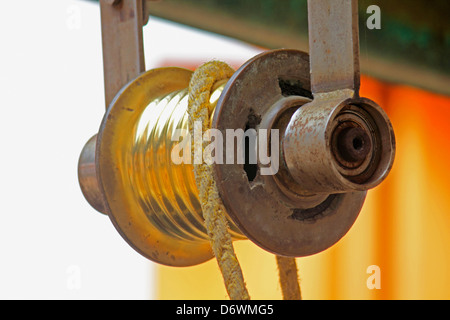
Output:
[307, 0, 360, 96]
[99, 0, 146, 109]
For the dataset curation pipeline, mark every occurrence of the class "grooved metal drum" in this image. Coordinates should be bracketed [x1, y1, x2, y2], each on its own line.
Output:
[96, 68, 243, 267]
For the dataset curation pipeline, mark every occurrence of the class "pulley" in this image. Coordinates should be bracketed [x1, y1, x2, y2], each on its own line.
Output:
[78, 49, 395, 266]
[79, 0, 396, 277]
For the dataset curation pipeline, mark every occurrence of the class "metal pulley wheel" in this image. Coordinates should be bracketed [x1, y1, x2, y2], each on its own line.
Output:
[78, 49, 395, 266]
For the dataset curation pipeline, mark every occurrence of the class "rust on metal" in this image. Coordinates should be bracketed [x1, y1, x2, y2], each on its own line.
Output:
[283, 96, 395, 193]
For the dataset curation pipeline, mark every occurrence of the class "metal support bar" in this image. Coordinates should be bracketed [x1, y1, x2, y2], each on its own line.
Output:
[307, 0, 360, 95]
[283, 0, 394, 195]
[100, 0, 146, 109]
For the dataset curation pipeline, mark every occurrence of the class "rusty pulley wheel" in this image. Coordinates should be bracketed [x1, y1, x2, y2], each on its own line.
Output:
[79, 49, 395, 264]
[213, 49, 371, 257]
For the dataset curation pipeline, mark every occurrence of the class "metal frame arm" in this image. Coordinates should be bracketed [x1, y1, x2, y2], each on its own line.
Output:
[308, 0, 360, 96]
[100, 0, 146, 109]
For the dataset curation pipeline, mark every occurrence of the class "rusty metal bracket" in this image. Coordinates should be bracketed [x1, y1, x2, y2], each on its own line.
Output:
[99, 0, 146, 109]
[307, 0, 360, 95]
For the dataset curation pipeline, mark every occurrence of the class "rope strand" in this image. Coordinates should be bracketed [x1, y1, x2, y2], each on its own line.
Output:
[276, 256, 302, 300]
[187, 61, 250, 300]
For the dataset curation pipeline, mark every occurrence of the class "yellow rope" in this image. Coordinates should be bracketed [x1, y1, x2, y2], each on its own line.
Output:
[276, 256, 302, 300]
[187, 61, 250, 300]
[187, 60, 301, 300]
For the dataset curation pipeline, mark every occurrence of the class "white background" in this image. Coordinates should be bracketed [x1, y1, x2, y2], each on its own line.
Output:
[0, 0, 261, 299]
